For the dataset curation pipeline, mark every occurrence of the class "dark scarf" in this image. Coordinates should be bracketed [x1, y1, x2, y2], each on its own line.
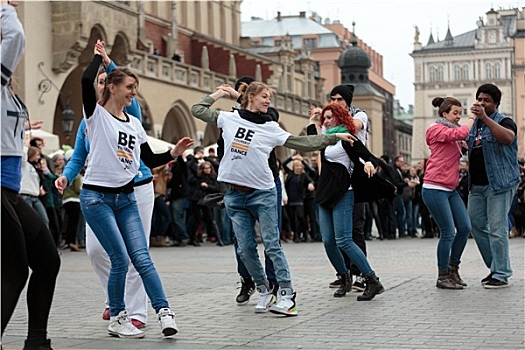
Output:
[236, 109, 273, 124]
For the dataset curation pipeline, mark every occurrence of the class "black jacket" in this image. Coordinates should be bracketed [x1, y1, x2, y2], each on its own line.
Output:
[307, 124, 396, 208]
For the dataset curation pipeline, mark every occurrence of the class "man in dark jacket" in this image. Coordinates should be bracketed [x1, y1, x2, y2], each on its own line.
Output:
[168, 156, 190, 246]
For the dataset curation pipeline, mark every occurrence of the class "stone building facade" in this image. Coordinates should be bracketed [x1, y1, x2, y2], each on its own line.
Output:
[14, 1, 327, 159]
[411, 7, 525, 164]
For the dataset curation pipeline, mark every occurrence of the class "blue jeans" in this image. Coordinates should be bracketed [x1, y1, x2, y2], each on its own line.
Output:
[224, 187, 290, 288]
[233, 179, 281, 285]
[394, 195, 413, 235]
[468, 185, 514, 282]
[318, 190, 373, 277]
[422, 188, 471, 270]
[170, 197, 189, 242]
[80, 189, 169, 316]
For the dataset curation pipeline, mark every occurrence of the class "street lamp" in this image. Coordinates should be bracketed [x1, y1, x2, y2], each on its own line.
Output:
[61, 96, 75, 144]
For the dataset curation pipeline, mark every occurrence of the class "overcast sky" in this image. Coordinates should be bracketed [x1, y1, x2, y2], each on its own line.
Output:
[240, 0, 524, 109]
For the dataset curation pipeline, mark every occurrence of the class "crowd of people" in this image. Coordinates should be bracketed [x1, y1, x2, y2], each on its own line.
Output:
[2, 2, 524, 348]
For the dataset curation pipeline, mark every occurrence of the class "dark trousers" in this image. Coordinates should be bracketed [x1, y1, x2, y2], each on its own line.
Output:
[304, 197, 321, 241]
[287, 204, 308, 241]
[151, 195, 171, 238]
[63, 201, 81, 245]
[378, 198, 397, 239]
[1, 188, 60, 344]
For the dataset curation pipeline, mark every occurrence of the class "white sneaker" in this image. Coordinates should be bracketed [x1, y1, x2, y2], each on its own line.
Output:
[108, 310, 145, 338]
[157, 307, 179, 337]
[269, 288, 298, 316]
[254, 285, 276, 313]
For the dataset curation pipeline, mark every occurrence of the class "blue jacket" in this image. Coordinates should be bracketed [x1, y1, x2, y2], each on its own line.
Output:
[62, 61, 153, 185]
[466, 110, 519, 193]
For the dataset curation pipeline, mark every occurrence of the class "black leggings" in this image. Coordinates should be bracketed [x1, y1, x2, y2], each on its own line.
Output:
[1, 188, 60, 344]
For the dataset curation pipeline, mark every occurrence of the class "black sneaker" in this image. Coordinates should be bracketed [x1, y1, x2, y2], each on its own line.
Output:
[352, 276, 366, 292]
[483, 278, 508, 289]
[329, 279, 342, 288]
[481, 273, 493, 285]
[236, 277, 255, 304]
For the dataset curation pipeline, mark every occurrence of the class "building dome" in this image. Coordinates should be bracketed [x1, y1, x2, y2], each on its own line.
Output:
[338, 44, 371, 69]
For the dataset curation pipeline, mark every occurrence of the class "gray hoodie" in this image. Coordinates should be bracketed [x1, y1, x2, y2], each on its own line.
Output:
[1, 4, 27, 158]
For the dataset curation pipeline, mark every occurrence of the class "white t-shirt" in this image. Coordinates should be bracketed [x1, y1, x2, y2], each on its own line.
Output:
[353, 110, 368, 145]
[217, 110, 290, 189]
[83, 104, 148, 187]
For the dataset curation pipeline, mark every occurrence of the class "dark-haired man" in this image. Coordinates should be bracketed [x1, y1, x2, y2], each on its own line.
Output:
[467, 83, 519, 289]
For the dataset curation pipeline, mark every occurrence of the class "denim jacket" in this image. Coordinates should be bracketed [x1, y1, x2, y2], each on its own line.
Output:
[466, 110, 519, 193]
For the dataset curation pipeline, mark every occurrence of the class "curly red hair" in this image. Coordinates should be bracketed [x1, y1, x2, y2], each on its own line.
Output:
[319, 103, 357, 134]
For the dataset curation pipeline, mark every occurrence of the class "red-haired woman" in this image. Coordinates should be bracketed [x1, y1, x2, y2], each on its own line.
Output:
[308, 103, 394, 301]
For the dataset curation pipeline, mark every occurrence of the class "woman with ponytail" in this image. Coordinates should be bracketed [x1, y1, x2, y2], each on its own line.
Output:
[422, 97, 475, 290]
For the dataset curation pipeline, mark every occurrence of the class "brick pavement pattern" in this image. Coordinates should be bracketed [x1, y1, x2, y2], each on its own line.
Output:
[3, 237, 524, 350]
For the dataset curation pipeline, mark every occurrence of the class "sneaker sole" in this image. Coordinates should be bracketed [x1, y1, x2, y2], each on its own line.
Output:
[108, 331, 145, 339]
[162, 327, 179, 337]
[269, 308, 298, 316]
[483, 284, 509, 289]
[352, 286, 366, 292]
[254, 308, 270, 313]
[236, 299, 250, 305]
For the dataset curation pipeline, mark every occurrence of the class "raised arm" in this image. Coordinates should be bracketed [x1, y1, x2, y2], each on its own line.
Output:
[191, 88, 234, 125]
[81, 53, 102, 118]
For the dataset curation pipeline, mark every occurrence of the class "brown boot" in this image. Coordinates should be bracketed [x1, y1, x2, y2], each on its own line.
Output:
[449, 260, 467, 287]
[436, 269, 463, 289]
[280, 230, 288, 243]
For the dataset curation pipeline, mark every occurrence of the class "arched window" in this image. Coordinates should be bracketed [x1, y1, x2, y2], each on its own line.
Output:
[462, 64, 469, 80]
[429, 66, 436, 82]
[495, 62, 502, 79]
[437, 65, 444, 82]
[454, 64, 461, 81]
[485, 63, 492, 79]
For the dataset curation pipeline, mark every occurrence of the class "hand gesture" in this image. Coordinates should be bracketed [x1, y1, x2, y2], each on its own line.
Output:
[94, 39, 106, 58]
[25, 119, 43, 131]
[363, 161, 375, 178]
[216, 84, 239, 100]
[171, 137, 194, 158]
[96, 40, 111, 67]
[470, 103, 487, 120]
[308, 106, 322, 123]
[335, 133, 357, 146]
[54, 176, 68, 195]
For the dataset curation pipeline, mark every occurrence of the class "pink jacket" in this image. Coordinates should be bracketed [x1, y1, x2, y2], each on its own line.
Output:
[424, 123, 470, 190]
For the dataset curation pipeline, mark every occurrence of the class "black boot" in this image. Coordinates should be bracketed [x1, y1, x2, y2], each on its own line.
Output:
[357, 272, 385, 301]
[23, 339, 53, 350]
[333, 271, 352, 297]
[449, 260, 467, 287]
[436, 269, 463, 289]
